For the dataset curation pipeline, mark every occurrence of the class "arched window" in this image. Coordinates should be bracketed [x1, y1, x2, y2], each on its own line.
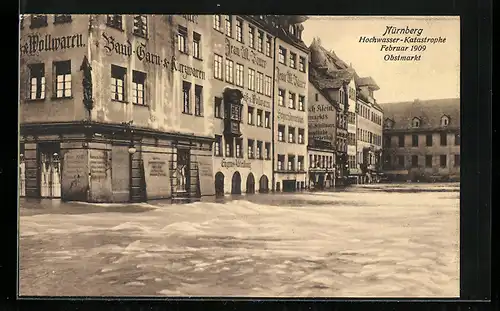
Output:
[412, 117, 421, 128]
[384, 118, 394, 129]
[441, 115, 450, 126]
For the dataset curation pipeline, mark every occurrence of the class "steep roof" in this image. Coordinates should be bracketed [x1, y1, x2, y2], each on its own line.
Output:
[356, 76, 380, 90]
[380, 98, 460, 130]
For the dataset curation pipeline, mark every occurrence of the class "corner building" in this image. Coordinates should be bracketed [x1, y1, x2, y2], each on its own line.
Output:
[19, 14, 216, 203]
[380, 98, 460, 182]
[211, 15, 275, 195]
[273, 17, 309, 192]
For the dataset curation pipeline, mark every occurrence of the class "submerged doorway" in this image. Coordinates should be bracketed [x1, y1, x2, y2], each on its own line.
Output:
[231, 171, 242, 194]
[259, 175, 269, 193]
[246, 173, 255, 194]
[38, 143, 61, 198]
[215, 172, 225, 196]
[175, 148, 191, 194]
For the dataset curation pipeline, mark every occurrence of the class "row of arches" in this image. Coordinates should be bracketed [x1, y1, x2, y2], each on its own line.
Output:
[214, 172, 269, 196]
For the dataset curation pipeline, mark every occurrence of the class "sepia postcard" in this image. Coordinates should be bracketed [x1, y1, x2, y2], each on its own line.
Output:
[18, 15, 460, 298]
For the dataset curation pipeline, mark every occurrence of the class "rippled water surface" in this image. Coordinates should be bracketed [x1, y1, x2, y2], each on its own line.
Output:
[19, 183, 460, 297]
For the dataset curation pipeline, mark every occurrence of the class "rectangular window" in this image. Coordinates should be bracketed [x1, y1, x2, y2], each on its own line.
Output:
[425, 155, 433, 168]
[455, 133, 460, 145]
[287, 155, 295, 171]
[278, 89, 285, 106]
[264, 75, 272, 96]
[182, 81, 191, 114]
[235, 63, 244, 87]
[256, 141, 263, 159]
[440, 155, 447, 168]
[133, 15, 148, 38]
[289, 52, 297, 69]
[440, 133, 447, 146]
[235, 138, 243, 158]
[106, 15, 123, 30]
[248, 139, 255, 158]
[256, 72, 264, 94]
[288, 92, 296, 109]
[278, 125, 285, 142]
[225, 15, 232, 37]
[54, 14, 72, 24]
[277, 155, 285, 170]
[225, 59, 234, 83]
[398, 134, 405, 147]
[111, 65, 126, 101]
[257, 31, 264, 52]
[426, 134, 433, 146]
[28, 63, 45, 100]
[226, 138, 234, 157]
[193, 32, 201, 59]
[288, 126, 295, 143]
[265, 35, 272, 57]
[248, 68, 255, 91]
[213, 15, 222, 31]
[264, 111, 271, 128]
[30, 14, 48, 28]
[214, 135, 222, 156]
[256, 109, 263, 127]
[315, 93, 319, 101]
[247, 106, 254, 125]
[454, 154, 460, 167]
[297, 156, 304, 171]
[298, 95, 305, 111]
[54, 60, 72, 98]
[298, 128, 304, 144]
[194, 85, 203, 116]
[248, 26, 255, 49]
[214, 54, 223, 80]
[278, 46, 286, 64]
[235, 19, 243, 42]
[398, 155, 405, 167]
[132, 70, 146, 105]
[214, 97, 223, 118]
[298, 56, 306, 72]
[265, 142, 271, 160]
[411, 155, 418, 168]
[177, 26, 188, 53]
[412, 134, 419, 147]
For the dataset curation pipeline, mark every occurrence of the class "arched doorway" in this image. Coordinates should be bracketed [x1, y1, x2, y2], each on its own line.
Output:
[215, 172, 225, 196]
[246, 173, 255, 194]
[259, 175, 269, 193]
[231, 171, 242, 195]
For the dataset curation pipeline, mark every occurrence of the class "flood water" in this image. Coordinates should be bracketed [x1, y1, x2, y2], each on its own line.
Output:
[19, 183, 460, 297]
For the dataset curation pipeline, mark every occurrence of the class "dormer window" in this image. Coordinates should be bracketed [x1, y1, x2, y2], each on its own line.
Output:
[384, 119, 394, 129]
[441, 115, 450, 127]
[412, 117, 421, 128]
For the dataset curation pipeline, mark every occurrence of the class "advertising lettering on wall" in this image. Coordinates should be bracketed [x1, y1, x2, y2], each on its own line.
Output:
[308, 103, 336, 144]
[20, 33, 85, 56]
[102, 33, 206, 80]
[277, 67, 306, 88]
[221, 158, 252, 168]
[277, 110, 305, 124]
[242, 92, 271, 108]
[225, 38, 267, 68]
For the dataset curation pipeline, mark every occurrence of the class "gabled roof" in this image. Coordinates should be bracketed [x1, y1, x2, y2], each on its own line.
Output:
[380, 98, 460, 130]
[356, 76, 380, 90]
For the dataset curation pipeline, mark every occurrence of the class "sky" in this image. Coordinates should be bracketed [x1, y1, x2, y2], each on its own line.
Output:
[302, 16, 460, 104]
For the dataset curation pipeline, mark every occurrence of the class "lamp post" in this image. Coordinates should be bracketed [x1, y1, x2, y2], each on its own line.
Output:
[123, 121, 137, 202]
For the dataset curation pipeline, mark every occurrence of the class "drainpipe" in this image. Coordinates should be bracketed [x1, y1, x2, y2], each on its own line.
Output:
[271, 35, 277, 192]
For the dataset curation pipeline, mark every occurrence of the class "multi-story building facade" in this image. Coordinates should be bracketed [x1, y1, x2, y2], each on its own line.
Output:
[307, 81, 337, 189]
[354, 77, 383, 183]
[19, 14, 216, 203]
[211, 15, 275, 195]
[346, 77, 357, 182]
[209, 15, 309, 194]
[273, 18, 309, 192]
[309, 38, 353, 185]
[381, 98, 460, 182]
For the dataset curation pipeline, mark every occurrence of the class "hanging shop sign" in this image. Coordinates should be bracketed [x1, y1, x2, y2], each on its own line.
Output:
[102, 33, 206, 80]
[20, 33, 85, 56]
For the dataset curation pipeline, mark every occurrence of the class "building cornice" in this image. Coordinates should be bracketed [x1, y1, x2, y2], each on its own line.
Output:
[383, 127, 460, 134]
